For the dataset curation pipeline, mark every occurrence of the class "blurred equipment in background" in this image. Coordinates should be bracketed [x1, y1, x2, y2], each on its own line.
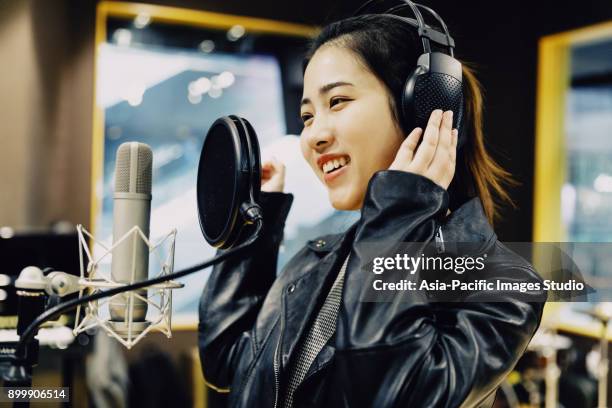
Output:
[0, 228, 81, 394]
[527, 329, 572, 408]
[0, 227, 80, 318]
[506, 317, 609, 408]
[579, 302, 612, 408]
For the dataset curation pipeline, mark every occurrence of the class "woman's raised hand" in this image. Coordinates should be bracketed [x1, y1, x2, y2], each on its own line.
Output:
[388, 109, 458, 190]
[261, 157, 286, 193]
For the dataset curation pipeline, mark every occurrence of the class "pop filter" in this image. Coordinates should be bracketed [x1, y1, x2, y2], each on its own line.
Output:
[197, 115, 262, 249]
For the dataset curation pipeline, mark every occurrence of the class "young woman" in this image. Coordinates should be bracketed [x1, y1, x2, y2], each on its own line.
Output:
[198, 14, 546, 408]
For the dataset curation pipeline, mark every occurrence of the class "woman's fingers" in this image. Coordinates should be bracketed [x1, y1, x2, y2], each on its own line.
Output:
[450, 128, 458, 167]
[408, 109, 443, 172]
[262, 157, 283, 174]
[389, 109, 457, 189]
[441, 110, 453, 148]
[425, 110, 454, 181]
[439, 129, 458, 188]
[261, 162, 273, 180]
[388, 127, 423, 171]
[261, 156, 286, 192]
[271, 156, 285, 178]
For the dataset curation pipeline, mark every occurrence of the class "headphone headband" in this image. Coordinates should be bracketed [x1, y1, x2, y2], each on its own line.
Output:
[387, 2, 455, 56]
[354, 1, 455, 54]
[382, 14, 455, 50]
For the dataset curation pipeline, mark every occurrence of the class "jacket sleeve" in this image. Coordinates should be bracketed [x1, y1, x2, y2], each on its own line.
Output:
[198, 191, 293, 391]
[332, 170, 546, 408]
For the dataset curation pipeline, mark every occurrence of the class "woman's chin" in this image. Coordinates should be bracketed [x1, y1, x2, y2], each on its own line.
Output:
[328, 191, 361, 211]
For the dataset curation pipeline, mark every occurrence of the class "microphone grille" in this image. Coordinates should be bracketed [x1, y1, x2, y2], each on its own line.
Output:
[114, 142, 153, 194]
[136, 146, 153, 194]
[115, 145, 131, 193]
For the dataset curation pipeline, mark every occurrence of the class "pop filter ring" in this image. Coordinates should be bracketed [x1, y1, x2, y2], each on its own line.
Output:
[197, 115, 261, 249]
[238, 116, 261, 206]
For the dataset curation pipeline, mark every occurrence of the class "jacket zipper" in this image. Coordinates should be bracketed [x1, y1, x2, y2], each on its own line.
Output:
[273, 335, 281, 408]
[435, 224, 445, 254]
[273, 300, 285, 408]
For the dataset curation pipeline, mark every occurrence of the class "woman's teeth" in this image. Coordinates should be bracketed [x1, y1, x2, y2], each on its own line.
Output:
[323, 157, 350, 174]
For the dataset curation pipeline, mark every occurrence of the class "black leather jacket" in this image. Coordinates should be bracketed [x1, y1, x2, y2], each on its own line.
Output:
[198, 171, 546, 408]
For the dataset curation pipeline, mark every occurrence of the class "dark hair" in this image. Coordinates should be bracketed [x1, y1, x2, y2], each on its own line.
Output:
[303, 14, 516, 225]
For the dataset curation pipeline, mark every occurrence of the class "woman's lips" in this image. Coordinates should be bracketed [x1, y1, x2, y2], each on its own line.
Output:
[323, 163, 349, 184]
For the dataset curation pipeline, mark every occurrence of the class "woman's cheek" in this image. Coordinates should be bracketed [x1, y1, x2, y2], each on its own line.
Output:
[299, 136, 316, 175]
[299, 134, 308, 160]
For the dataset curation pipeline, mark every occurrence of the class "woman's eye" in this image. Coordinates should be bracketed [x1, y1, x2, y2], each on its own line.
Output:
[301, 114, 313, 125]
[330, 97, 349, 108]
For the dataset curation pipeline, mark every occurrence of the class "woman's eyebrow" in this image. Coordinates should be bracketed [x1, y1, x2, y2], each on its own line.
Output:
[301, 81, 354, 107]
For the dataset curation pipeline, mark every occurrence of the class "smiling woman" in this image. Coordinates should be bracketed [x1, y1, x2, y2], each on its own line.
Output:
[198, 8, 546, 408]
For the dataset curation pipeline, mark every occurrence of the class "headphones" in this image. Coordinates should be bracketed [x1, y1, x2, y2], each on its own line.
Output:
[355, 0, 466, 148]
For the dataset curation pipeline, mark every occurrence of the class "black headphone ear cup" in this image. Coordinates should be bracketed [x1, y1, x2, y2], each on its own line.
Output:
[400, 65, 426, 134]
[413, 75, 435, 131]
[414, 72, 463, 128]
[402, 69, 465, 148]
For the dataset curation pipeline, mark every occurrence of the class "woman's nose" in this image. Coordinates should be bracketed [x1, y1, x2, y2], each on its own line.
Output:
[307, 119, 334, 152]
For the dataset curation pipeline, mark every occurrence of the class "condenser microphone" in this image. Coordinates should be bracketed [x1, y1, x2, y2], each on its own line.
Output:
[109, 142, 153, 336]
[197, 116, 262, 249]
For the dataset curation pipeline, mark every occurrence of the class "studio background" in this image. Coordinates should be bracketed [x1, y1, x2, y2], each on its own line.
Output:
[2, 0, 612, 241]
[1, 1, 612, 407]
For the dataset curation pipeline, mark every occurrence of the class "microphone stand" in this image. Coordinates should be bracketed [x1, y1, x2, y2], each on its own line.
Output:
[2, 216, 263, 407]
